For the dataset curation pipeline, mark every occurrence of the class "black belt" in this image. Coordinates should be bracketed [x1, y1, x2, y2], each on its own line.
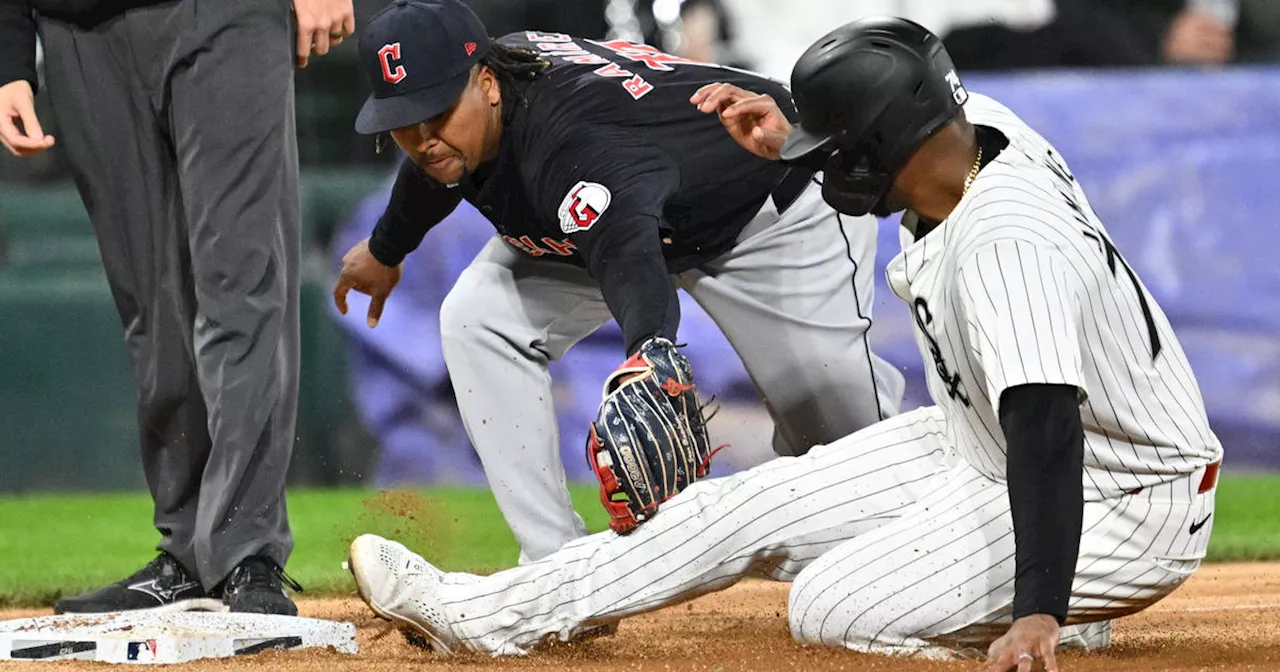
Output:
[770, 167, 812, 215]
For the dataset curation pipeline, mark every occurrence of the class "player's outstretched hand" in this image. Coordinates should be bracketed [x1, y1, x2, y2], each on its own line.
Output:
[979, 614, 1061, 672]
[690, 82, 792, 161]
[293, 0, 356, 68]
[333, 237, 402, 328]
[0, 80, 55, 157]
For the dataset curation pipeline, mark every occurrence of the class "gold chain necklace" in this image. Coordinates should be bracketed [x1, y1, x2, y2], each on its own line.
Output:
[963, 146, 983, 195]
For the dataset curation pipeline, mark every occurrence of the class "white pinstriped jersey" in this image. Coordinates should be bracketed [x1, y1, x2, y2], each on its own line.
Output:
[885, 93, 1223, 500]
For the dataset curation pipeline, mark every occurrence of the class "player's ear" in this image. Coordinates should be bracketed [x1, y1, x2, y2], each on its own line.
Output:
[479, 66, 500, 106]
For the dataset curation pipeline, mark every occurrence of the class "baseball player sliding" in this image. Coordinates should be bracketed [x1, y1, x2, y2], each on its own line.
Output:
[333, 0, 904, 561]
[345, 16, 1223, 671]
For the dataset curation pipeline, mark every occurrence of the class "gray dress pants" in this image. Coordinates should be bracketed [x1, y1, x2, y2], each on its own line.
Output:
[38, 0, 300, 590]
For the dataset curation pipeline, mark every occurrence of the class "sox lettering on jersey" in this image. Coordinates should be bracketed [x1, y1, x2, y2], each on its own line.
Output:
[913, 297, 970, 407]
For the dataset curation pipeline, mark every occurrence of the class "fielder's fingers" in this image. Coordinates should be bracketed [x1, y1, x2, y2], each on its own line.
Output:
[979, 647, 1015, 672]
[333, 277, 352, 314]
[342, 13, 356, 38]
[1041, 646, 1060, 672]
[367, 292, 387, 328]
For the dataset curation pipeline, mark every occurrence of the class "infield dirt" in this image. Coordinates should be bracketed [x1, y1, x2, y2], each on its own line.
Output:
[2, 562, 1278, 670]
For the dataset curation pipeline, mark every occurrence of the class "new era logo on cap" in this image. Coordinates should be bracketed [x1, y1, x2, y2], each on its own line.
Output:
[465, 41, 477, 56]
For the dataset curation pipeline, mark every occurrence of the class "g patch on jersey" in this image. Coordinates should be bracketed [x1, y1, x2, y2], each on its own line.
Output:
[558, 181, 612, 233]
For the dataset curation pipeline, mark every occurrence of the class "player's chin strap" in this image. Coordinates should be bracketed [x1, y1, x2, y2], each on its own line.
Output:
[820, 149, 893, 217]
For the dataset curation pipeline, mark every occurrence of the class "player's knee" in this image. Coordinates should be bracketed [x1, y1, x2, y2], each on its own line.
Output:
[788, 558, 893, 650]
[788, 561, 835, 645]
[438, 271, 500, 348]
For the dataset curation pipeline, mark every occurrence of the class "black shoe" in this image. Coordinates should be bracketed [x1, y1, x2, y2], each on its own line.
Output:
[54, 553, 222, 614]
[220, 556, 303, 616]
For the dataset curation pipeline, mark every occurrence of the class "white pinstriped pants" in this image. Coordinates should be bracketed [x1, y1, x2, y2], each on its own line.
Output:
[429, 407, 1216, 657]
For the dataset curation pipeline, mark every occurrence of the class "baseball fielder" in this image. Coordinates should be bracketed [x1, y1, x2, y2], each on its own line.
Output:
[333, 0, 903, 559]
[345, 17, 1223, 670]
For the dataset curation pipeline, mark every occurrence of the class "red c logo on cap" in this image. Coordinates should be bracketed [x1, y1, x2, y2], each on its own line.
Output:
[378, 42, 407, 84]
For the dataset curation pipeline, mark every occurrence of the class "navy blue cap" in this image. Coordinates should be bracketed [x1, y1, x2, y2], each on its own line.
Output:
[355, 0, 490, 135]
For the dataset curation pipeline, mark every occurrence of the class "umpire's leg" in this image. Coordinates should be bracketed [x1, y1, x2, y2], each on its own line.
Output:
[165, 0, 301, 589]
[37, 14, 212, 576]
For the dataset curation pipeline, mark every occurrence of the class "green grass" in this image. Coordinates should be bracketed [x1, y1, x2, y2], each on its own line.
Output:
[1201, 472, 1280, 560]
[0, 474, 1277, 608]
[0, 485, 611, 608]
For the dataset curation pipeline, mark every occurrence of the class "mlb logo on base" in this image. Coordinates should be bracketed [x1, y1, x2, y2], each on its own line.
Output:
[127, 640, 158, 662]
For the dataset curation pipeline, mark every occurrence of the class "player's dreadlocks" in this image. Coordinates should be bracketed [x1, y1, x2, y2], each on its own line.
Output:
[482, 41, 550, 84]
[480, 40, 551, 120]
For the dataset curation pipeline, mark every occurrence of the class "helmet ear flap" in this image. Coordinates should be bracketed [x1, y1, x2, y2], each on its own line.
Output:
[821, 149, 893, 217]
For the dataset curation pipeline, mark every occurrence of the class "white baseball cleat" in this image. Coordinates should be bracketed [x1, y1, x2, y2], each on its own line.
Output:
[347, 534, 460, 655]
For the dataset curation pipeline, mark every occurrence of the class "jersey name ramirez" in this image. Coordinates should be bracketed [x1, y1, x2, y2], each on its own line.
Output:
[524, 32, 712, 100]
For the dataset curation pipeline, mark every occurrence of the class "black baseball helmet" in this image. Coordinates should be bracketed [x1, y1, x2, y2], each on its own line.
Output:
[781, 17, 969, 216]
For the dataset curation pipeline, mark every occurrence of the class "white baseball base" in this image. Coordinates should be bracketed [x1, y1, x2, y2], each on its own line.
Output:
[0, 611, 358, 663]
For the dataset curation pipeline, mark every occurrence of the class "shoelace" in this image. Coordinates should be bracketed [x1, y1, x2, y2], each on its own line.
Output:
[233, 558, 304, 594]
[280, 567, 304, 594]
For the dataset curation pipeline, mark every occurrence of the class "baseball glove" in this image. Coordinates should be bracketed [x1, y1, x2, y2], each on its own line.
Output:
[586, 337, 720, 534]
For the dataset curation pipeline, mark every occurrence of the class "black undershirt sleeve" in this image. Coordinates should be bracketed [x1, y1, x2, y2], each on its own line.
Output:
[999, 382, 1085, 624]
[581, 213, 681, 355]
[367, 158, 464, 267]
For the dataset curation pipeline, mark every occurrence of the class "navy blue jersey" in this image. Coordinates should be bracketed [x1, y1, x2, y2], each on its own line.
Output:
[369, 32, 808, 352]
